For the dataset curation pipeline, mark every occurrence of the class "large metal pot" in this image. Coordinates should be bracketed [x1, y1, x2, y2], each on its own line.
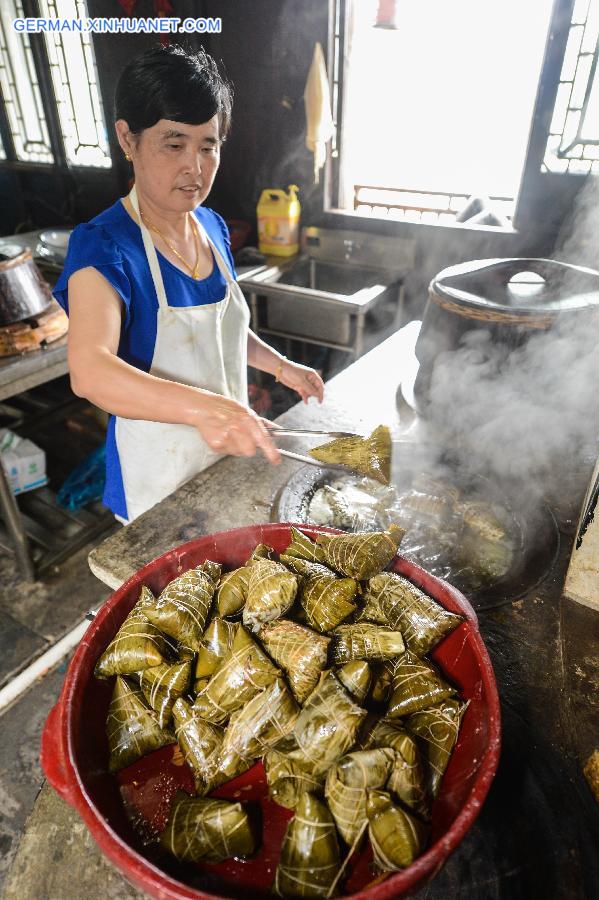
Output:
[40, 523, 501, 900]
[413, 257, 599, 409]
[0, 245, 53, 325]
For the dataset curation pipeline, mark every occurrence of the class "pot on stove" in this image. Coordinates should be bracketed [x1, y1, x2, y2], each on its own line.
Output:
[0, 244, 53, 326]
[413, 257, 599, 409]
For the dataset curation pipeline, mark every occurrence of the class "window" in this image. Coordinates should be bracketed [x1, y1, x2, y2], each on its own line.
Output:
[0, 0, 111, 168]
[331, 0, 555, 227]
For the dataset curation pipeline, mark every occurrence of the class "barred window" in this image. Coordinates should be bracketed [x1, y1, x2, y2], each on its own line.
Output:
[0, 0, 111, 169]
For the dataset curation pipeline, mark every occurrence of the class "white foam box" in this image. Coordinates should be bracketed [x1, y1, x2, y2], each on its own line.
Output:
[0, 428, 48, 495]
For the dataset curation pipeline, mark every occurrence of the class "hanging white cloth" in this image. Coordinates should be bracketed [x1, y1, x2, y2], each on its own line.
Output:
[114, 186, 250, 522]
[304, 42, 335, 184]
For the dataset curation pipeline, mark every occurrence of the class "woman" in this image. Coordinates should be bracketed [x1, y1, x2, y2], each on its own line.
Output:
[54, 45, 324, 523]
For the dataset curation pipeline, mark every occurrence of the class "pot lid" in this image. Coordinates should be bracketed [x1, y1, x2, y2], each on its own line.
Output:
[431, 258, 599, 314]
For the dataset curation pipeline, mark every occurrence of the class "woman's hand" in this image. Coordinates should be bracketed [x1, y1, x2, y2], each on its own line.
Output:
[276, 359, 325, 404]
[190, 393, 281, 464]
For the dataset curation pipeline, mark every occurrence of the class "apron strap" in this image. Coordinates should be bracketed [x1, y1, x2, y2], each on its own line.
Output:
[191, 213, 235, 286]
[129, 185, 169, 310]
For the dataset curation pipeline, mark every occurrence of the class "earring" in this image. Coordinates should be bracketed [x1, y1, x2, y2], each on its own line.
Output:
[125, 153, 131, 161]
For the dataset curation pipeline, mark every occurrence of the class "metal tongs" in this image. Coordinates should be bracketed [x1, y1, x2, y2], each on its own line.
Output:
[268, 427, 359, 472]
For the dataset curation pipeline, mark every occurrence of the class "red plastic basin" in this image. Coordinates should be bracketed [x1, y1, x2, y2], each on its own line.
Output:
[41, 523, 501, 900]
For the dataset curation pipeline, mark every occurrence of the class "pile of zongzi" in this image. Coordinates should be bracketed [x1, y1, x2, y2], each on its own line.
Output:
[95, 525, 467, 896]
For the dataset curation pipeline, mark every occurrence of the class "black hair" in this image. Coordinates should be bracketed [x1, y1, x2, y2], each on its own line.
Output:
[114, 44, 233, 139]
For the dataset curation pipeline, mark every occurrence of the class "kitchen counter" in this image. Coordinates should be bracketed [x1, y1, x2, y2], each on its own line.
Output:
[6, 322, 599, 899]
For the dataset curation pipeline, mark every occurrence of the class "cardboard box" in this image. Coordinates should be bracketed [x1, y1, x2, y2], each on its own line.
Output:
[0, 428, 48, 495]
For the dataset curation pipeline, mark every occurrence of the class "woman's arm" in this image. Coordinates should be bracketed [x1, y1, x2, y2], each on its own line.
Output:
[67, 268, 280, 462]
[247, 329, 324, 404]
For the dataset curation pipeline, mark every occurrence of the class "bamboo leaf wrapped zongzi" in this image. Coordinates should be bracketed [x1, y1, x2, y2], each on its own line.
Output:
[172, 697, 224, 794]
[95, 586, 174, 678]
[160, 792, 258, 863]
[325, 748, 395, 845]
[365, 572, 462, 656]
[316, 526, 405, 581]
[292, 671, 367, 776]
[274, 793, 340, 898]
[331, 623, 405, 665]
[264, 735, 325, 810]
[387, 650, 454, 718]
[199, 559, 222, 583]
[143, 567, 215, 652]
[283, 526, 327, 564]
[406, 698, 468, 798]
[369, 660, 395, 705]
[308, 425, 392, 485]
[299, 570, 358, 634]
[194, 616, 238, 691]
[220, 677, 300, 762]
[215, 566, 251, 617]
[361, 718, 429, 819]
[279, 554, 335, 579]
[243, 558, 299, 632]
[192, 625, 279, 724]
[366, 789, 428, 871]
[106, 676, 175, 773]
[336, 660, 371, 704]
[353, 591, 389, 625]
[258, 619, 330, 704]
[139, 658, 192, 728]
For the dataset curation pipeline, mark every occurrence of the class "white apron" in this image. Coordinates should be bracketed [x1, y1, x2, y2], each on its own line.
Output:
[115, 187, 250, 522]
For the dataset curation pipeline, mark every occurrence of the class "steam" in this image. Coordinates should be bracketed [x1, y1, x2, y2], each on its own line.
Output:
[421, 178, 599, 515]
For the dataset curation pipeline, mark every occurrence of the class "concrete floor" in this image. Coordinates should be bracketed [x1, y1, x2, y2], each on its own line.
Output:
[0, 539, 113, 892]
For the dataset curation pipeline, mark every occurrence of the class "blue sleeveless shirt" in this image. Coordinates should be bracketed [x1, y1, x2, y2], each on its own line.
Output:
[53, 200, 237, 520]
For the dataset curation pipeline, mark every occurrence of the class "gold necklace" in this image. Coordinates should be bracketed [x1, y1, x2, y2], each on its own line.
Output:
[140, 211, 202, 279]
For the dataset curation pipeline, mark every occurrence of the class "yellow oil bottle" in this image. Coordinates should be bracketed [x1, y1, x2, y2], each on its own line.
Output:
[257, 185, 300, 256]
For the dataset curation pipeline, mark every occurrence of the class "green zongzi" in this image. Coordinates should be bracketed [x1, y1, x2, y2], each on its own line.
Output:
[243, 558, 299, 632]
[387, 650, 454, 718]
[325, 748, 395, 845]
[275, 793, 340, 897]
[366, 789, 427, 870]
[316, 526, 405, 580]
[95, 586, 173, 678]
[258, 619, 330, 704]
[143, 567, 214, 652]
[331, 623, 405, 665]
[106, 676, 175, 773]
[161, 792, 257, 862]
[192, 625, 279, 724]
[365, 572, 462, 656]
[139, 658, 192, 728]
[308, 425, 392, 485]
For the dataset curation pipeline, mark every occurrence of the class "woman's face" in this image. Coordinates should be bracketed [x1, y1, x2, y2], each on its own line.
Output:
[116, 116, 221, 213]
